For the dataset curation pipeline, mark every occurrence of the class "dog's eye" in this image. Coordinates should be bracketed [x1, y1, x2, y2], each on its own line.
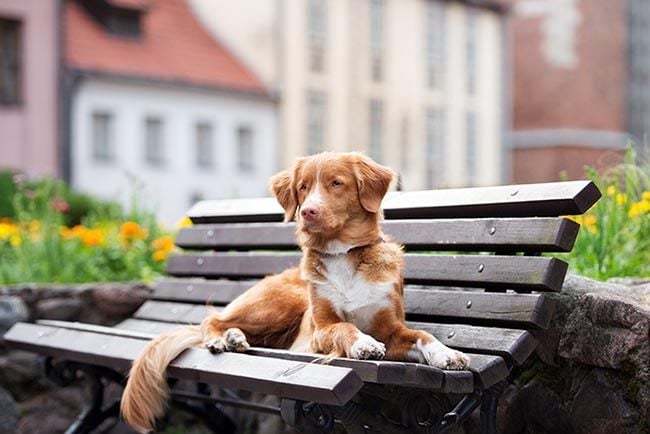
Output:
[299, 184, 307, 192]
[331, 180, 342, 188]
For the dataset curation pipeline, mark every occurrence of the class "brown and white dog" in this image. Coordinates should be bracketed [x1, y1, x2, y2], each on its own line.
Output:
[121, 152, 470, 432]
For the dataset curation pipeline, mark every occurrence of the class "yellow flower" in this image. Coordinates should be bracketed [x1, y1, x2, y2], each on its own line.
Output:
[82, 229, 104, 246]
[71, 225, 87, 237]
[582, 214, 597, 233]
[120, 221, 148, 240]
[642, 191, 650, 202]
[616, 193, 627, 205]
[152, 250, 169, 261]
[152, 235, 174, 252]
[606, 185, 617, 197]
[0, 222, 19, 240]
[629, 200, 650, 219]
[10, 234, 22, 246]
[176, 216, 193, 228]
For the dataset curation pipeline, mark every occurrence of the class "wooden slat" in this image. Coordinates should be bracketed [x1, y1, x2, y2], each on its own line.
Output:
[166, 253, 568, 292]
[129, 301, 535, 365]
[154, 278, 254, 304]
[152, 278, 556, 329]
[404, 288, 556, 329]
[187, 181, 601, 223]
[114, 319, 505, 391]
[4, 323, 363, 405]
[175, 218, 580, 252]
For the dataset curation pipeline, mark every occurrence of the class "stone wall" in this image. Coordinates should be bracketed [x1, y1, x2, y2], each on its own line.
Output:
[474, 274, 650, 434]
[0, 282, 150, 434]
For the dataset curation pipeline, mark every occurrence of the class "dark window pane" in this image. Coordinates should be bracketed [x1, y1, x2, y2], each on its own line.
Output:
[0, 18, 22, 106]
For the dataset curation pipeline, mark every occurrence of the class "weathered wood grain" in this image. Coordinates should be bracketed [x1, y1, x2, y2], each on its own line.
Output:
[187, 181, 600, 223]
[4, 322, 362, 405]
[175, 218, 580, 253]
[151, 278, 556, 329]
[39, 320, 508, 391]
[165, 253, 568, 292]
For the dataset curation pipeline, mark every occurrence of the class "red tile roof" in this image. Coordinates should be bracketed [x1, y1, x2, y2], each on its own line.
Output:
[65, 0, 266, 94]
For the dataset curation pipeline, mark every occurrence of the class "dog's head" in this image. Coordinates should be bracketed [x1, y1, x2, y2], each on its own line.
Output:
[270, 152, 395, 249]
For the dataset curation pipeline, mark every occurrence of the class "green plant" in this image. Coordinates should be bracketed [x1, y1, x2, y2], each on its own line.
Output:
[563, 146, 650, 279]
[0, 176, 178, 285]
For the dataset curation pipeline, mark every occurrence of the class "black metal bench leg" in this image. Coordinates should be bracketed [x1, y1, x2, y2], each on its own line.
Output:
[63, 370, 108, 434]
[479, 380, 508, 434]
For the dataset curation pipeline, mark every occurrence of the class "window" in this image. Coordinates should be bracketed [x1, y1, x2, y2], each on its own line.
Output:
[308, 0, 327, 72]
[237, 126, 254, 171]
[196, 122, 214, 169]
[425, 108, 444, 188]
[369, 0, 385, 81]
[92, 112, 113, 162]
[307, 91, 326, 155]
[145, 117, 164, 166]
[425, 1, 445, 89]
[0, 18, 21, 106]
[368, 99, 383, 162]
[465, 111, 478, 185]
[465, 9, 478, 94]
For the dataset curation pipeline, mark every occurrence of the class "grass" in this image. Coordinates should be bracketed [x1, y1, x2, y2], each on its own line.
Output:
[0, 176, 188, 285]
[563, 147, 650, 279]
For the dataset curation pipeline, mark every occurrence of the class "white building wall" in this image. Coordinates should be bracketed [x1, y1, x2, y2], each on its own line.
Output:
[71, 79, 277, 224]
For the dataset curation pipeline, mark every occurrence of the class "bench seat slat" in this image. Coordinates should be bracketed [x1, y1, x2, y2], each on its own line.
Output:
[152, 278, 555, 329]
[130, 301, 535, 365]
[4, 322, 363, 405]
[166, 253, 568, 292]
[37, 320, 507, 391]
[188, 180, 600, 223]
[175, 218, 579, 252]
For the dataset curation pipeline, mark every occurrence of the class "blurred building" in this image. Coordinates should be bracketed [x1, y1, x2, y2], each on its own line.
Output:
[1, 0, 278, 223]
[0, 0, 60, 178]
[64, 0, 277, 222]
[509, 0, 649, 183]
[192, 0, 508, 189]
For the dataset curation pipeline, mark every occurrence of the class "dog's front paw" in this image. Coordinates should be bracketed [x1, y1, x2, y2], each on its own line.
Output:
[224, 328, 250, 352]
[417, 340, 471, 370]
[204, 329, 250, 354]
[349, 334, 386, 360]
[205, 336, 228, 354]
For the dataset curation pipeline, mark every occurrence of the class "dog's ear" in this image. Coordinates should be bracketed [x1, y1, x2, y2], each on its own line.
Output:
[270, 164, 300, 222]
[354, 155, 396, 214]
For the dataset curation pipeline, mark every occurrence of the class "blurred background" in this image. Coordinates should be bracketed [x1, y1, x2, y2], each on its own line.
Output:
[0, 0, 648, 224]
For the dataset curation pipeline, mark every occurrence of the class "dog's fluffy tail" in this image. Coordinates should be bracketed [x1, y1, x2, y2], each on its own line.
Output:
[121, 326, 202, 433]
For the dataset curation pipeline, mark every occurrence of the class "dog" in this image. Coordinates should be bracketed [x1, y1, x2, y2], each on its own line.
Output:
[121, 152, 470, 432]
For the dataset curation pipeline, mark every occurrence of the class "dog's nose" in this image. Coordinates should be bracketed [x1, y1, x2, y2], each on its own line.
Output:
[301, 205, 320, 220]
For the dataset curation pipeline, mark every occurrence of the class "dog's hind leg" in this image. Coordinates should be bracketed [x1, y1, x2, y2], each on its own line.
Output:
[200, 267, 309, 353]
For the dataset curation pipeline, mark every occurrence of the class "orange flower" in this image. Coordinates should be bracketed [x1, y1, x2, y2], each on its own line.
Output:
[120, 221, 148, 240]
[82, 229, 104, 246]
[152, 235, 174, 252]
[152, 250, 169, 261]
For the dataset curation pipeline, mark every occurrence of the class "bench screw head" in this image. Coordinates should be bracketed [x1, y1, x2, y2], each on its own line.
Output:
[489, 227, 496, 235]
[447, 331, 455, 339]
[207, 230, 214, 237]
[477, 264, 484, 273]
[466, 300, 472, 308]
[197, 258, 204, 265]
[187, 285, 193, 292]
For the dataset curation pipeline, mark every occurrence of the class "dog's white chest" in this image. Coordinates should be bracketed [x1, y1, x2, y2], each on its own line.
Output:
[315, 255, 393, 332]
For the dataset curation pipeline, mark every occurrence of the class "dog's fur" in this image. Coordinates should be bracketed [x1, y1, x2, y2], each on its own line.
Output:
[121, 152, 470, 432]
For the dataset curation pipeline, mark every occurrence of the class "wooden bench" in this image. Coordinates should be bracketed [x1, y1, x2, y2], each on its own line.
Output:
[3, 180, 601, 434]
